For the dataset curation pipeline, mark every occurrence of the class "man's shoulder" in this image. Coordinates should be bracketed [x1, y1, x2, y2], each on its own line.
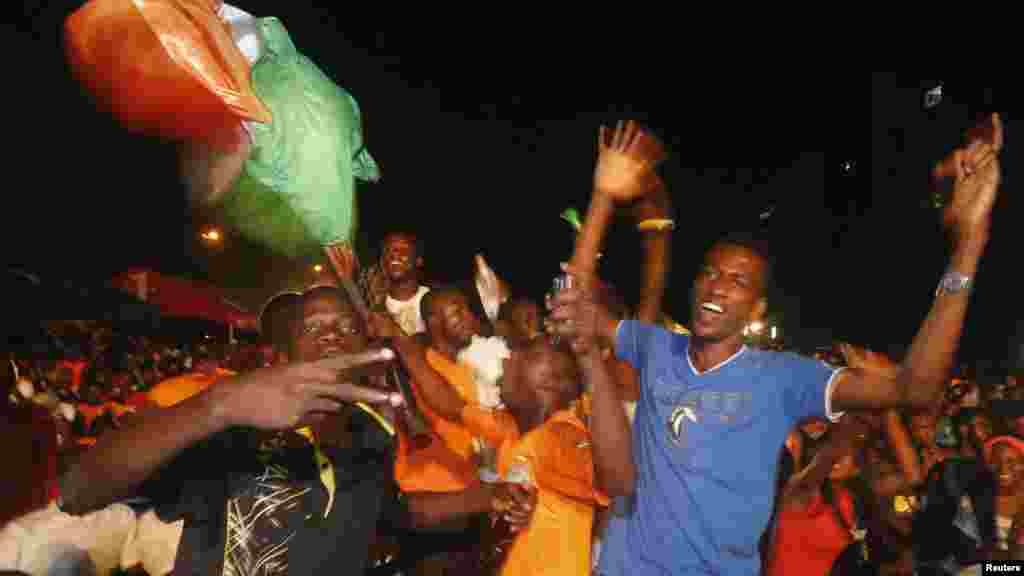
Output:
[624, 320, 688, 348]
[424, 347, 450, 368]
[746, 348, 828, 371]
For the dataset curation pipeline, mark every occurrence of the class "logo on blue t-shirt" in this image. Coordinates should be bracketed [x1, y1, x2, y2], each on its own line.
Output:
[668, 401, 698, 447]
[665, 386, 754, 448]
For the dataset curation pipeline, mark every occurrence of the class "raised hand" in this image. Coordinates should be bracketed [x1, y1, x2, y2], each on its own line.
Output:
[545, 263, 616, 356]
[325, 243, 357, 281]
[209, 352, 402, 430]
[936, 113, 1004, 245]
[839, 342, 899, 379]
[593, 120, 665, 202]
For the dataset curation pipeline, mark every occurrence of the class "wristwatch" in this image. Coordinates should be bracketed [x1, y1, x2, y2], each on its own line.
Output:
[935, 271, 973, 297]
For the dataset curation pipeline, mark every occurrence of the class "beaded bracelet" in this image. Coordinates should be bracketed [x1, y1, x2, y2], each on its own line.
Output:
[637, 219, 676, 233]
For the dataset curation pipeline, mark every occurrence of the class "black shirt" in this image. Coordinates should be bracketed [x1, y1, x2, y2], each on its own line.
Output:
[140, 410, 403, 576]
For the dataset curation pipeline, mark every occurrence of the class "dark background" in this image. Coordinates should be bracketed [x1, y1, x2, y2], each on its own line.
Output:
[6, 4, 1020, 371]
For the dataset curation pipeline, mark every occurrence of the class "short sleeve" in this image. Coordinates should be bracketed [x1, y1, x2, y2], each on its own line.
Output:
[615, 320, 655, 369]
[532, 422, 609, 507]
[779, 354, 846, 427]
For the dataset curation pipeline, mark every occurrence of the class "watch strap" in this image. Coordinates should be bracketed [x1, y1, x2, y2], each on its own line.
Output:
[935, 271, 973, 297]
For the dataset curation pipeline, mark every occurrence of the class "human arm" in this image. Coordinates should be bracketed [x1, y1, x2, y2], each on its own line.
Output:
[59, 353, 397, 515]
[830, 114, 1002, 412]
[577, 348, 635, 497]
[781, 417, 867, 510]
[365, 312, 467, 423]
[569, 121, 665, 276]
[631, 177, 673, 324]
[870, 410, 926, 496]
[406, 483, 535, 531]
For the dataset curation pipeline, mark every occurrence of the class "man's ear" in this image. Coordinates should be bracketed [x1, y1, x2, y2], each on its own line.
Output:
[750, 298, 768, 324]
[416, 256, 424, 269]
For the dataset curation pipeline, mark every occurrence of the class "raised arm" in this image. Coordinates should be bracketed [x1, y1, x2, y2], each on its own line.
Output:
[834, 344, 926, 494]
[569, 121, 666, 275]
[365, 312, 467, 423]
[781, 417, 867, 510]
[871, 410, 926, 496]
[547, 122, 665, 496]
[830, 113, 1003, 412]
[632, 177, 673, 323]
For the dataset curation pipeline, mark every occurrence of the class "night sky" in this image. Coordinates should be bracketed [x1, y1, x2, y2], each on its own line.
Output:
[8, 3, 1020, 370]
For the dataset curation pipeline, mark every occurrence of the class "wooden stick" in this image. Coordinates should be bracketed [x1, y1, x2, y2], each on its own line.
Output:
[336, 274, 432, 443]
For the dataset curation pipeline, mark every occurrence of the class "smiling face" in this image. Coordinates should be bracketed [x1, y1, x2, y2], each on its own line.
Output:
[690, 243, 768, 343]
[430, 291, 482, 350]
[380, 233, 422, 284]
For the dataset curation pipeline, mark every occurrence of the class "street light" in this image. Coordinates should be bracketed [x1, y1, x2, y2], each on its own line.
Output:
[201, 229, 221, 242]
[313, 264, 323, 273]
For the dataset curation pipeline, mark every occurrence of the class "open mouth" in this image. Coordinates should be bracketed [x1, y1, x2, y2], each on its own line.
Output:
[701, 302, 724, 314]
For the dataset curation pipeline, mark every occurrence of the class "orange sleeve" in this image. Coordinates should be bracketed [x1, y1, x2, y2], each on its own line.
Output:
[460, 405, 518, 448]
[532, 422, 610, 506]
[394, 430, 480, 493]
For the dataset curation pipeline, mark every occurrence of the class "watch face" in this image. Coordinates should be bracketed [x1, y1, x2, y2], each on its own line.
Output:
[941, 273, 970, 293]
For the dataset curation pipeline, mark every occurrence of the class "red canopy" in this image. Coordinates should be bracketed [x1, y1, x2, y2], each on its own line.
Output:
[111, 269, 258, 330]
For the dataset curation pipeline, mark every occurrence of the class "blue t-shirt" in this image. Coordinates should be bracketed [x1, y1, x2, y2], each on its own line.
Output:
[598, 321, 843, 576]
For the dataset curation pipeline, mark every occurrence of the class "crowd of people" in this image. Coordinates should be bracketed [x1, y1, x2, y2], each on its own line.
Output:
[0, 116, 1015, 576]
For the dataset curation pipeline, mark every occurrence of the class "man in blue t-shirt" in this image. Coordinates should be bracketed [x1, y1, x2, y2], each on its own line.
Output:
[547, 117, 1003, 574]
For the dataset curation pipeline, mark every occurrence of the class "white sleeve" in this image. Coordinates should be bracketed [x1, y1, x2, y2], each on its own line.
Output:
[824, 368, 847, 423]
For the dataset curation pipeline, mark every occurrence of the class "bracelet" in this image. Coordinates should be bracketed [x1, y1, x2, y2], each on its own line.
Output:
[637, 219, 675, 233]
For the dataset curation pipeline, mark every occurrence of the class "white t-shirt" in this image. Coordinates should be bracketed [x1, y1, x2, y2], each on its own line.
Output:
[385, 286, 430, 336]
[120, 510, 184, 576]
[0, 502, 136, 576]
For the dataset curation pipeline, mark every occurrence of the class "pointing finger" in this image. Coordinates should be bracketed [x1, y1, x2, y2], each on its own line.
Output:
[312, 348, 396, 372]
[307, 381, 398, 405]
[307, 398, 345, 414]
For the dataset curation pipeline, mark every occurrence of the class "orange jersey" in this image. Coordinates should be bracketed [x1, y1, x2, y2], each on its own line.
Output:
[461, 403, 608, 576]
[146, 368, 235, 408]
[393, 349, 480, 492]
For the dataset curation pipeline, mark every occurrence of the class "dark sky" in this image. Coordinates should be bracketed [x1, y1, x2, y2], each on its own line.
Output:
[8, 3, 1020, 370]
